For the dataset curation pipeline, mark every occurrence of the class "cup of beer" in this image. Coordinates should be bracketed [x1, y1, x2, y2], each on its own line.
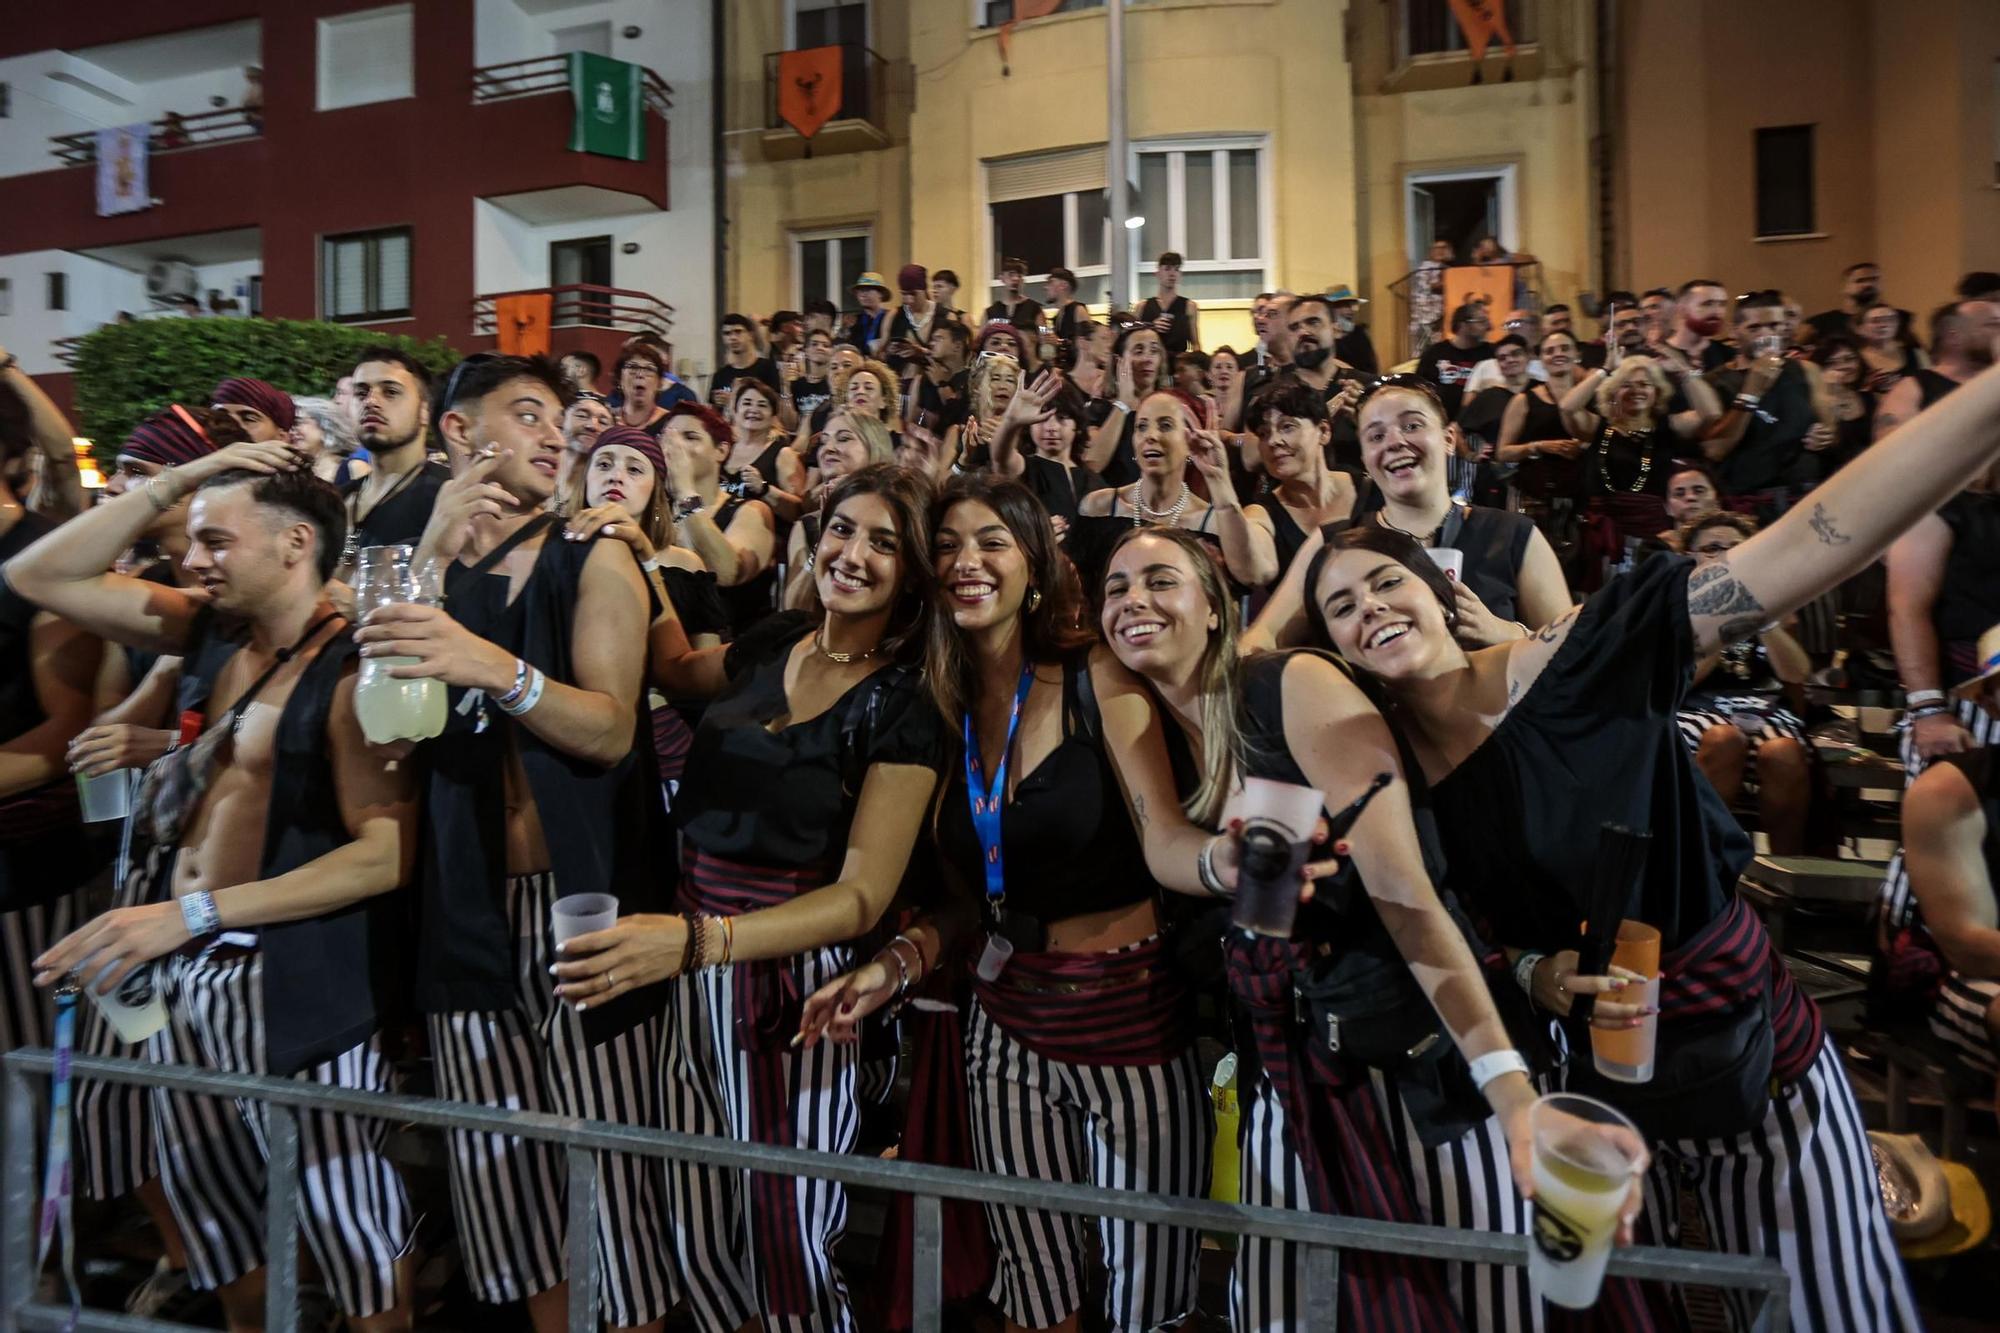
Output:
[1528, 1092, 1645, 1310]
[1225, 778, 1322, 938]
[1424, 547, 1465, 582]
[1591, 920, 1662, 1083]
[552, 894, 619, 947]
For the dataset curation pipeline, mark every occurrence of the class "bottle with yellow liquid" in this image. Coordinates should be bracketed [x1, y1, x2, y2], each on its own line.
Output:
[353, 545, 447, 744]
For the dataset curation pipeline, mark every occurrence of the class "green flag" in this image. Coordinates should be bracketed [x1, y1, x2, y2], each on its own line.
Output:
[568, 51, 643, 161]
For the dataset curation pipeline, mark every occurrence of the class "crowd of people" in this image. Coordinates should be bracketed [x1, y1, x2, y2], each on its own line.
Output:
[0, 240, 1996, 1333]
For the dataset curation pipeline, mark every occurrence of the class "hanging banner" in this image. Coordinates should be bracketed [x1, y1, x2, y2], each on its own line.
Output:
[495, 293, 554, 357]
[568, 52, 644, 161]
[1447, 0, 1519, 64]
[777, 46, 844, 142]
[1442, 265, 1513, 323]
[95, 124, 151, 217]
[998, 0, 1065, 75]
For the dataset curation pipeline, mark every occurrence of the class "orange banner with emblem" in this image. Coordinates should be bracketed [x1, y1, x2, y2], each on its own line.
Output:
[778, 46, 844, 142]
[1447, 0, 1518, 63]
[495, 293, 552, 357]
[1442, 266, 1513, 324]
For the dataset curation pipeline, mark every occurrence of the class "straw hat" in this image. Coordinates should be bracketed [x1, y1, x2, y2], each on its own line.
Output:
[1951, 622, 2000, 703]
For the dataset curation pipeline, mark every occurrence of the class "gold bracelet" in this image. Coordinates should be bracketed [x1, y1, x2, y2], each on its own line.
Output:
[718, 915, 735, 966]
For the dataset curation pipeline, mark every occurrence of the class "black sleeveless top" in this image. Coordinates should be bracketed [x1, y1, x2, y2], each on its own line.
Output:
[1021, 453, 1108, 522]
[1336, 499, 1537, 625]
[1585, 421, 1670, 497]
[1915, 368, 1961, 410]
[1516, 384, 1569, 443]
[1933, 491, 2000, 675]
[675, 611, 946, 871]
[936, 655, 1155, 922]
[1139, 294, 1194, 358]
[0, 510, 59, 743]
[1510, 385, 1582, 499]
[343, 461, 450, 551]
[1709, 361, 1817, 493]
[1250, 494, 1323, 579]
[714, 496, 780, 638]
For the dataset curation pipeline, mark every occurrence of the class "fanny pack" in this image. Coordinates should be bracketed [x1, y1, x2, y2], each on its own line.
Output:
[1564, 990, 1774, 1142]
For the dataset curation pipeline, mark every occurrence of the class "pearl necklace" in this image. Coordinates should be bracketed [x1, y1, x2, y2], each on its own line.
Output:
[1128, 481, 1191, 528]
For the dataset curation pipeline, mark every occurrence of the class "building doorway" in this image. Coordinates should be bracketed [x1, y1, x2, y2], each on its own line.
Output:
[1405, 164, 1517, 268]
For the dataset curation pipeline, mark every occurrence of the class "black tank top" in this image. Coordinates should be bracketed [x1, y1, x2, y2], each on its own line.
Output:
[1251, 495, 1313, 578]
[1933, 491, 2000, 672]
[714, 496, 779, 637]
[1914, 368, 1961, 410]
[936, 655, 1156, 923]
[1139, 294, 1193, 357]
[1336, 500, 1537, 625]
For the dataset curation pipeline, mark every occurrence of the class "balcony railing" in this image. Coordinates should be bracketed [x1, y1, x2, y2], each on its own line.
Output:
[471, 284, 674, 339]
[49, 105, 262, 167]
[763, 45, 889, 133]
[472, 56, 672, 117]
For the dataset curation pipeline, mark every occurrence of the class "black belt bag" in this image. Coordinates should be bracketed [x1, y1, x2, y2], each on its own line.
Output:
[1564, 991, 1774, 1143]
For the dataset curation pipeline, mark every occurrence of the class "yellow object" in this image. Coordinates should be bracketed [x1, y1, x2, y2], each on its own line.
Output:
[1897, 1160, 1992, 1261]
[1209, 1052, 1240, 1206]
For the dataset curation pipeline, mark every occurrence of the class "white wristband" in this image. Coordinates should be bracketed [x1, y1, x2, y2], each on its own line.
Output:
[1905, 689, 1946, 707]
[1468, 1049, 1531, 1092]
[495, 666, 545, 717]
[180, 890, 221, 938]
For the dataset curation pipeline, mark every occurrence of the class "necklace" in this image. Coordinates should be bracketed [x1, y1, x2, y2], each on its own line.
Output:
[1374, 508, 1445, 547]
[815, 626, 878, 665]
[1128, 481, 1191, 528]
[1599, 425, 1658, 494]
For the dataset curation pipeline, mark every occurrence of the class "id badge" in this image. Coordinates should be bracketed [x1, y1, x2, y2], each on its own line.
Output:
[975, 932, 1014, 982]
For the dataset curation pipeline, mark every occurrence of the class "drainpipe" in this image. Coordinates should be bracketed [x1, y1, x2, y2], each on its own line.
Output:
[711, 0, 726, 370]
[1107, 0, 1129, 310]
[1595, 0, 1620, 296]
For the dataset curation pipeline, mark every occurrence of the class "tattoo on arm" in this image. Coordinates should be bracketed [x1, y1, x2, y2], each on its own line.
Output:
[1686, 560, 1767, 618]
[1806, 502, 1852, 547]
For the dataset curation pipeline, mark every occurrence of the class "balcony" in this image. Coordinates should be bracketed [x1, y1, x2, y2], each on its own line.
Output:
[471, 284, 673, 339]
[760, 45, 892, 160]
[467, 56, 673, 211]
[472, 56, 673, 117]
[48, 105, 262, 168]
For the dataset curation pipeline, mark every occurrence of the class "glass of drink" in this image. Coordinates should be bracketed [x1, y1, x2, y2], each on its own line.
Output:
[552, 893, 619, 947]
[80, 955, 168, 1044]
[354, 545, 448, 745]
[1528, 1092, 1645, 1310]
[75, 768, 135, 823]
[1592, 920, 1662, 1084]
[1425, 547, 1465, 582]
[1227, 778, 1322, 938]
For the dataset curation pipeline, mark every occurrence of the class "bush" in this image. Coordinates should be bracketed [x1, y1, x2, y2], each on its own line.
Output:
[70, 318, 459, 463]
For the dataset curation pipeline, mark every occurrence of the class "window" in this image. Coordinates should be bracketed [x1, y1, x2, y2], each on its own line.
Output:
[550, 236, 613, 292]
[1131, 140, 1268, 300]
[321, 227, 412, 322]
[0, 83, 10, 118]
[318, 5, 414, 112]
[794, 229, 873, 312]
[45, 272, 67, 312]
[985, 146, 1109, 305]
[1402, 0, 1528, 59]
[792, 0, 868, 47]
[977, 0, 1102, 26]
[1754, 125, 1816, 238]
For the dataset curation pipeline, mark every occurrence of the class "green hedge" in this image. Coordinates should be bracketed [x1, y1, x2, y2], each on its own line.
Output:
[70, 318, 459, 463]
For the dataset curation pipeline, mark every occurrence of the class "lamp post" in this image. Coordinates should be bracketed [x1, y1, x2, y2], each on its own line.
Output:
[1107, 0, 1128, 310]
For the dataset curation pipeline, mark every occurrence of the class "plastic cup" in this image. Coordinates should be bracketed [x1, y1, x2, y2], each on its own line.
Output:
[1425, 547, 1465, 581]
[551, 893, 618, 946]
[1225, 778, 1323, 938]
[1592, 920, 1662, 1084]
[1527, 1093, 1645, 1310]
[75, 768, 134, 823]
[81, 956, 168, 1045]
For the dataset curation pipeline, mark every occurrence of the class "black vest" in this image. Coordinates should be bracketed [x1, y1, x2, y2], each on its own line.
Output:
[175, 610, 401, 1076]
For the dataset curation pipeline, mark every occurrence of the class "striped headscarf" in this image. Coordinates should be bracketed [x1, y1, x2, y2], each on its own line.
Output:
[211, 377, 296, 431]
[122, 404, 221, 467]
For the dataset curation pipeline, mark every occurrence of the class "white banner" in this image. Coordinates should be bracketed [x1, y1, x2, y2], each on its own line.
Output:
[95, 124, 151, 217]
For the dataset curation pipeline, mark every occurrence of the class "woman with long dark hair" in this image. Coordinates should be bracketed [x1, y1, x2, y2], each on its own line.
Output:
[800, 473, 1240, 1333]
[555, 464, 947, 1333]
[1282, 365, 2000, 1333]
[1094, 525, 1625, 1333]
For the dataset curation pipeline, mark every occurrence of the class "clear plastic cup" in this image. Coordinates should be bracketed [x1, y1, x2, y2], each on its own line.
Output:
[1226, 778, 1323, 938]
[1527, 1093, 1645, 1310]
[1425, 547, 1465, 581]
[551, 893, 619, 946]
[75, 768, 134, 823]
[81, 956, 168, 1044]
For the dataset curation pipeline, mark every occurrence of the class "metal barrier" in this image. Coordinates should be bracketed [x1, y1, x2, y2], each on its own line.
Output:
[1, 1050, 1792, 1333]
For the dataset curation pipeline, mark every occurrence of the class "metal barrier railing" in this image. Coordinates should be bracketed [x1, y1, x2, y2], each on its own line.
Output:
[1, 1050, 1793, 1333]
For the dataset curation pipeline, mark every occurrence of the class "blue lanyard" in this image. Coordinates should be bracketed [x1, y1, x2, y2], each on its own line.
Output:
[963, 666, 1035, 912]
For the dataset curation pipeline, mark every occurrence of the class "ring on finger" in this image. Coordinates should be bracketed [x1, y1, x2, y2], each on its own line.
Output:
[605, 970, 617, 987]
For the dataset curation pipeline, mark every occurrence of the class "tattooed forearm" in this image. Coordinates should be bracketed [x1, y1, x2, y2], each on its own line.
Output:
[1133, 793, 1148, 826]
[1806, 502, 1852, 546]
[1686, 560, 1767, 618]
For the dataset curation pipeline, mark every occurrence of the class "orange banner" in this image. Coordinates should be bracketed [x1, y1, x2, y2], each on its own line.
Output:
[495, 293, 552, 357]
[778, 46, 844, 141]
[999, 0, 1064, 74]
[1447, 0, 1518, 63]
[1442, 266, 1513, 323]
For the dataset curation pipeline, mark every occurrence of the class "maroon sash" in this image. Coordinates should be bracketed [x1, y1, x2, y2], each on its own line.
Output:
[681, 846, 829, 1319]
[650, 702, 694, 786]
[970, 933, 1192, 1066]
[1660, 896, 1823, 1086]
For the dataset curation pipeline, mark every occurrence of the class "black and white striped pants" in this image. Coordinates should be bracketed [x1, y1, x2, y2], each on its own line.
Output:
[0, 896, 77, 1054]
[1929, 972, 1999, 1077]
[964, 999, 1209, 1333]
[426, 871, 679, 1328]
[659, 945, 855, 1333]
[1877, 697, 2000, 931]
[78, 842, 158, 1201]
[147, 946, 412, 1318]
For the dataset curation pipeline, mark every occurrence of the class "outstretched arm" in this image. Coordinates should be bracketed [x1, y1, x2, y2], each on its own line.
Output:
[1689, 361, 2000, 657]
[1, 349, 85, 520]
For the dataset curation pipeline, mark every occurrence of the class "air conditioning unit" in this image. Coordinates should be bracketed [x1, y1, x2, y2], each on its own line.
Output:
[145, 261, 198, 301]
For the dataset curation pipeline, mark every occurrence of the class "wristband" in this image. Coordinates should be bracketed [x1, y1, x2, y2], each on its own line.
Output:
[1908, 702, 1953, 722]
[889, 933, 925, 985]
[494, 666, 545, 716]
[1468, 1049, 1532, 1092]
[1905, 689, 1946, 708]
[675, 495, 708, 520]
[179, 890, 222, 939]
[640, 558, 661, 573]
[143, 474, 178, 514]
[683, 913, 709, 974]
[884, 942, 912, 1006]
[1512, 950, 1546, 997]
[1732, 393, 1761, 411]
[717, 915, 736, 966]
[495, 657, 529, 709]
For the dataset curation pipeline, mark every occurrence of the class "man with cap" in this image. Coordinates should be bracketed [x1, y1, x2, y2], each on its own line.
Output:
[1322, 284, 1378, 375]
[1138, 251, 1199, 358]
[884, 263, 939, 379]
[983, 257, 1045, 337]
[709, 313, 781, 410]
[210, 377, 295, 443]
[844, 274, 893, 359]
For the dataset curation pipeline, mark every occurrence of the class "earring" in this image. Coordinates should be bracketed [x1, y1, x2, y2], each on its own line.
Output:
[1028, 587, 1043, 613]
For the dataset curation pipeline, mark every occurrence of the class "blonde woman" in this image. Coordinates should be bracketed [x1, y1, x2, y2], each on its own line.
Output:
[1562, 356, 1693, 587]
[954, 351, 1022, 465]
[831, 358, 902, 433]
